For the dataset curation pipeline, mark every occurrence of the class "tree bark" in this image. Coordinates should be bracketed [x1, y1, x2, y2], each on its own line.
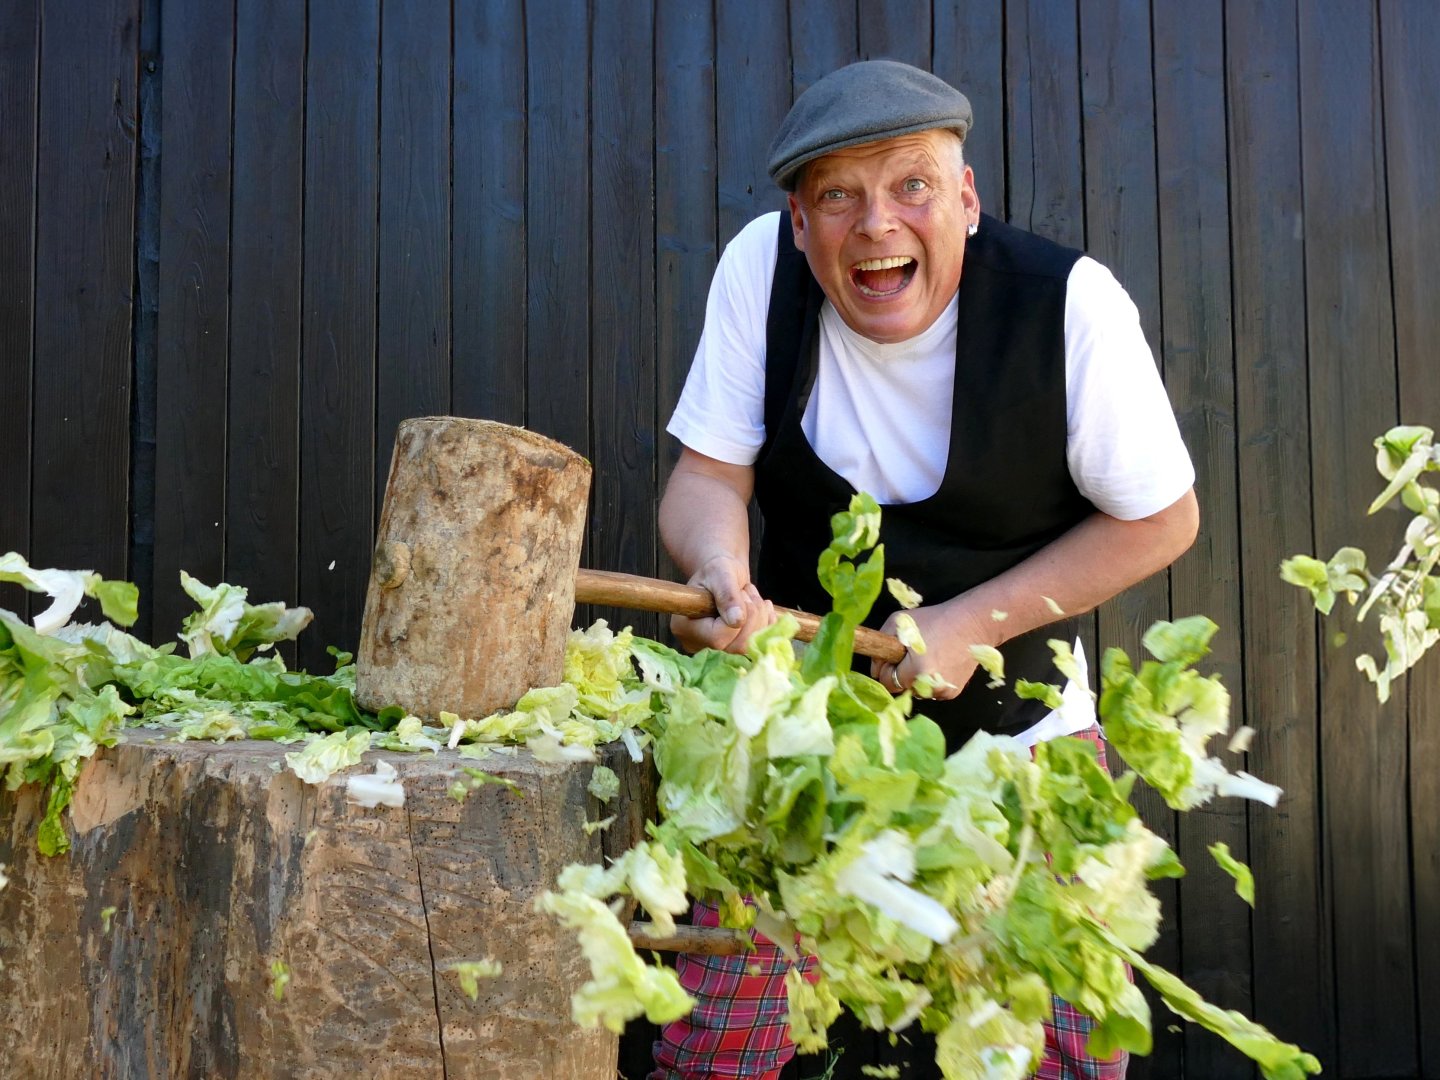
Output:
[356, 417, 593, 720]
[0, 734, 652, 1079]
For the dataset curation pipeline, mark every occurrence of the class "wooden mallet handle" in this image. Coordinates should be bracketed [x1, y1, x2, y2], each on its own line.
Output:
[574, 568, 906, 664]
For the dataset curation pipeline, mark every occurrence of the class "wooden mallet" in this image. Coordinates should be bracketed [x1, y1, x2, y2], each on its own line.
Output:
[354, 416, 903, 722]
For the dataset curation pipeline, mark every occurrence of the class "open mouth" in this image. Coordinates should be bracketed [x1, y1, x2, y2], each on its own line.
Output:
[850, 256, 917, 298]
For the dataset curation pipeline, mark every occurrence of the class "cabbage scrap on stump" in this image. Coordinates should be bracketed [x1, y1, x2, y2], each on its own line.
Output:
[536, 495, 1320, 1080]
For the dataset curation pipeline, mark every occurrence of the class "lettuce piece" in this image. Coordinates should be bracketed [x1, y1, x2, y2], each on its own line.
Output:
[1109, 934, 1321, 1078]
[283, 730, 371, 784]
[178, 572, 312, 661]
[1099, 620, 1280, 811]
[0, 552, 138, 633]
[832, 830, 958, 945]
[1208, 842, 1255, 906]
[449, 958, 503, 1000]
[587, 764, 621, 802]
[533, 890, 694, 1031]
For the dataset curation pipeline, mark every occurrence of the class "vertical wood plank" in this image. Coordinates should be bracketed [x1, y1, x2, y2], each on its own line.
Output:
[524, 0, 590, 456]
[452, 0, 526, 425]
[1298, 3, 1414, 1075]
[590, 0, 657, 637]
[30, 0, 138, 582]
[1003, 0, 1084, 244]
[299, 0, 379, 670]
[1002, 0, 1096, 733]
[0, 0, 38, 618]
[1380, 2, 1440, 1073]
[932, 0, 1005, 214]
[226, 0, 304, 617]
[716, 0, 790, 574]
[1076, 3, 1181, 1076]
[376, 0, 451, 509]
[858, 0, 930, 69]
[653, 0, 717, 592]
[716, 0, 791, 246]
[1153, 2, 1253, 1076]
[1226, 0, 1331, 1068]
[790, 0, 858, 96]
[152, 0, 235, 637]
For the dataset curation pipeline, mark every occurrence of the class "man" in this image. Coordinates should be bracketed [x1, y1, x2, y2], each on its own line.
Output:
[652, 60, 1197, 1080]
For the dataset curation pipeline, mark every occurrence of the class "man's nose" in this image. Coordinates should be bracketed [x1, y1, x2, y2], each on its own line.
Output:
[854, 194, 899, 240]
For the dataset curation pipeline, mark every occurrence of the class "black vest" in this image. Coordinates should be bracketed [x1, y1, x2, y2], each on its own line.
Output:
[754, 212, 1094, 748]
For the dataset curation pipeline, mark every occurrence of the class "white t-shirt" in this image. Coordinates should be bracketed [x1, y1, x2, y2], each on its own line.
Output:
[667, 212, 1195, 741]
[669, 212, 1195, 516]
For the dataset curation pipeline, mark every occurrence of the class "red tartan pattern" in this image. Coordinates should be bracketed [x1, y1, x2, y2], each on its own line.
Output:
[648, 900, 815, 1080]
[650, 724, 1129, 1080]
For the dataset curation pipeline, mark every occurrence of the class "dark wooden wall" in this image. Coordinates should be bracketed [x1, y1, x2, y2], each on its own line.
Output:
[1, 1, 1437, 1077]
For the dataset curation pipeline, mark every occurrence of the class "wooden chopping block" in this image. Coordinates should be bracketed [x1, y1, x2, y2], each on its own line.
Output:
[0, 732, 653, 1079]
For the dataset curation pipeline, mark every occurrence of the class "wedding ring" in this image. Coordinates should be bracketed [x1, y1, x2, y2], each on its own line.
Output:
[891, 668, 903, 690]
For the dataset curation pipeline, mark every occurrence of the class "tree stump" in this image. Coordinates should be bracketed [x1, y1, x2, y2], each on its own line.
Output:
[0, 734, 653, 1079]
[356, 417, 593, 720]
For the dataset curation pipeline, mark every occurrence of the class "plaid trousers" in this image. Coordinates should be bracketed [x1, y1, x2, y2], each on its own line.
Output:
[650, 725, 1129, 1080]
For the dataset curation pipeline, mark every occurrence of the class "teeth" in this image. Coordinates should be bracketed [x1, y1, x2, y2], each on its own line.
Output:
[853, 256, 914, 271]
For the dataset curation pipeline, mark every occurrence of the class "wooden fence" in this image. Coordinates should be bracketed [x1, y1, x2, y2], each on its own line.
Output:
[1, 1, 1437, 1077]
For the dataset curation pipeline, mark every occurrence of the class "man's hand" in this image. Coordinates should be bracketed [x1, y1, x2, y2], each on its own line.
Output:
[660, 449, 775, 656]
[869, 490, 1201, 698]
[670, 554, 776, 655]
[870, 598, 998, 699]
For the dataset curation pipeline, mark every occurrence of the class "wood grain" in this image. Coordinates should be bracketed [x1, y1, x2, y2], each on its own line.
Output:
[226, 0, 305, 651]
[153, 0, 235, 637]
[298, 0, 380, 672]
[0, 734, 650, 1078]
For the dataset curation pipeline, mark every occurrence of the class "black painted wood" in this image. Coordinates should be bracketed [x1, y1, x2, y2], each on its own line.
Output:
[716, 0, 792, 247]
[0, 0, 38, 619]
[1077, 4, 1181, 1077]
[653, 0, 718, 592]
[859, 0, 930, 69]
[376, 0, 452, 510]
[1154, 2, 1253, 1076]
[1003, 0, 1098, 716]
[1381, 2, 1440, 1074]
[226, 0, 305, 626]
[29, 1, 137, 584]
[297, 0, 380, 671]
[790, 0, 858, 97]
[152, 0, 234, 640]
[1226, 0, 1333, 1069]
[453, 0, 527, 426]
[932, 0, 1005, 214]
[524, 0, 590, 458]
[1299, 3, 1414, 1076]
[590, 0, 657, 638]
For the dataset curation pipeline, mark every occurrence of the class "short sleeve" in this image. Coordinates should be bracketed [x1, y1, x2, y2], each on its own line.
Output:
[665, 213, 782, 465]
[1064, 257, 1196, 519]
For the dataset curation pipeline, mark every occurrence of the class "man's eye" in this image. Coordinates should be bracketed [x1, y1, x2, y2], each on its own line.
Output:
[821, 189, 847, 200]
[902, 177, 928, 193]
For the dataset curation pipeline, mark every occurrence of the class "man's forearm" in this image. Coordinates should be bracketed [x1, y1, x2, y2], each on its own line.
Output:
[657, 453, 755, 579]
[940, 489, 1201, 648]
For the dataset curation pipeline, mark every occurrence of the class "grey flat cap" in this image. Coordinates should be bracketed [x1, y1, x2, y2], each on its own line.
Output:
[767, 60, 972, 191]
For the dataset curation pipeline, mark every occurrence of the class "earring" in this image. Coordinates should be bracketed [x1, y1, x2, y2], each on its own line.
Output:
[966, 221, 979, 238]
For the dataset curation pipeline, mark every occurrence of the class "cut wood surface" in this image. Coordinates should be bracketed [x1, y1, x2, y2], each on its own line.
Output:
[0, 734, 652, 1079]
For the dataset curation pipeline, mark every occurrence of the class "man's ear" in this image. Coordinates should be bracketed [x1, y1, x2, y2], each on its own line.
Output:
[787, 193, 806, 253]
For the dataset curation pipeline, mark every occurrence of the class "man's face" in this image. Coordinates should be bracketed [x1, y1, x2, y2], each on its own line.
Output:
[788, 129, 978, 345]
